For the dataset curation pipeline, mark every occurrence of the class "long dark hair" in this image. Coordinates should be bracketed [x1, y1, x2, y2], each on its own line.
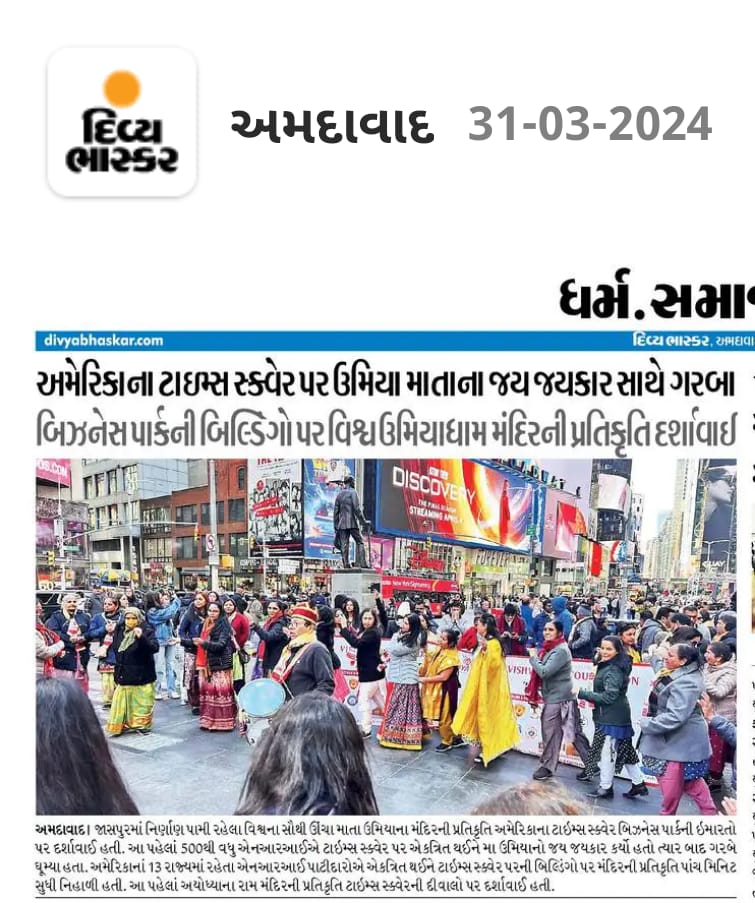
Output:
[235, 694, 379, 815]
[479, 613, 501, 642]
[398, 612, 422, 647]
[36, 677, 138, 815]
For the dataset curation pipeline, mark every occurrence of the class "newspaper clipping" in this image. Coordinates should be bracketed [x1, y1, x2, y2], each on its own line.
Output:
[10, 2, 753, 903]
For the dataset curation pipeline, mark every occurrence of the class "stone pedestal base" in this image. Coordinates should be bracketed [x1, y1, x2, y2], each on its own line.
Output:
[330, 569, 381, 610]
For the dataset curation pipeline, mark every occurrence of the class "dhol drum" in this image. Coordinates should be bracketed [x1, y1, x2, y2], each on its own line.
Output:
[237, 679, 286, 745]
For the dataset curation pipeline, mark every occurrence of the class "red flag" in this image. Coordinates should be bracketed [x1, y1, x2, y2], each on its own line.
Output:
[589, 541, 602, 577]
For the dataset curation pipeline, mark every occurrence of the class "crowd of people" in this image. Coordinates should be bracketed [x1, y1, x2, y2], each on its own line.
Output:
[36, 584, 737, 817]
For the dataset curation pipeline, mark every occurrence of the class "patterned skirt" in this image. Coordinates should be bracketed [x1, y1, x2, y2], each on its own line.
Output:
[583, 723, 639, 777]
[106, 683, 155, 735]
[377, 683, 423, 750]
[183, 651, 200, 708]
[198, 669, 237, 731]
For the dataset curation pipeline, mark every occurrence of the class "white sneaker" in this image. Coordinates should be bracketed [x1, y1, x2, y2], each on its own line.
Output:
[169, 690, 180, 699]
[155, 693, 167, 700]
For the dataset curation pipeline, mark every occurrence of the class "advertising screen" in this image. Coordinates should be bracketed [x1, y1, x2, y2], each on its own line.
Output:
[542, 490, 587, 560]
[247, 459, 303, 557]
[303, 458, 356, 560]
[376, 459, 537, 553]
[699, 459, 737, 567]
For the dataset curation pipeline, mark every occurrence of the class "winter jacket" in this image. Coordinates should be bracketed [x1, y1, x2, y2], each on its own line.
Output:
[529, 642, 573, 703]
[202, 618, 234, 673]
[284, 641, 335, 697]
[340, 626, 384, 683]
[703, 658, 737, 722]
[112, 624, 159, 686]
[578, 656, 632, 727]
[178, 604, 207, 650]
[316, 607, 342, 670]
[252, 616, 289, 673]
[637, 618, 663, 654]
[384, 636, 420, 684]
[146, 599, 180, 646]
[569, 617, 597, 659]
[88, 611, 123, 666]
[718, 630, 736, 656]
[45, 610, 93, 673]
[532, 611, 550, 649]
[709, 715, 737, 790]
[550, 597, 573, 639]
[639, 662, 712, 763]
[519, 602, 534, 636]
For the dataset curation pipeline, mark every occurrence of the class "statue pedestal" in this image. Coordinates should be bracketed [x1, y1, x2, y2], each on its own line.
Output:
[330, 569, 381, 610]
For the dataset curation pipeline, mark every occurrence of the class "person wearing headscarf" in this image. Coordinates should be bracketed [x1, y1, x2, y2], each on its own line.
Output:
[45, 594, 93, 693]
[36, 600, 65, 677]
[106, 607, 159, 736]
[194, 600, 237, 731]
[272, 604, 334, 697]
[88, 596, 123, 708]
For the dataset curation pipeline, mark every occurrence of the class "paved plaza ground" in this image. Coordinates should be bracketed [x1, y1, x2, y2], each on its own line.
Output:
[92, 673, 720, 817]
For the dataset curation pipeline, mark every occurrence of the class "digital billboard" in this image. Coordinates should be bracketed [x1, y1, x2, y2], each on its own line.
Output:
[247, 459, 303, 557]
[376, 459, 538, 553]
[303, 458, 356, 560]
[542, 490, 587, 560]
[699, 459, 736, 568]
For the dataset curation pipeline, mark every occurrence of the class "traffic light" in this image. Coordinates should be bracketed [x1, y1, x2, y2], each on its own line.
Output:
[193, 523, 199, 542]
[46, 550, 55, 565]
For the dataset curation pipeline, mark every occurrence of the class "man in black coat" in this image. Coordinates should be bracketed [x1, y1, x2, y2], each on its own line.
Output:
[273, 604, 334, 697]
[333, 476, 370, 569]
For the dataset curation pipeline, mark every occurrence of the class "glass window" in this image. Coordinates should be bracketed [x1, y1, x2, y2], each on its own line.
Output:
[84, 476, 94, 500]
[95, 507, 106, 529]
[107, 469, 118, 493]
[228, 498, 246, 522]
[175, 504, 197, 524]
[89, 508, 96, 530]
[229, 532, 248, 556]
[174, 536, 198, 559]
[200, 502, 224, 525]
[124, 464, 138, 494]
[108, 504, 119, 526]
[95, 474, 106, 497]
[237, 467, 247, 490]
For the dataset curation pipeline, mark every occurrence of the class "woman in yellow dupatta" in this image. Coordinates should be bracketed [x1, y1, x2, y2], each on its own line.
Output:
[452, 614, 520, 766]
[419, 628, 464, 750]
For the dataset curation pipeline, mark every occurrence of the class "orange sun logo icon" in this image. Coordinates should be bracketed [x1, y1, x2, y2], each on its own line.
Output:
[103, 70, 140, 108]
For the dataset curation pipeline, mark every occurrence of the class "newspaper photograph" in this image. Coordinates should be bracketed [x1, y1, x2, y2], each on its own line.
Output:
[6, 0, 754, 901]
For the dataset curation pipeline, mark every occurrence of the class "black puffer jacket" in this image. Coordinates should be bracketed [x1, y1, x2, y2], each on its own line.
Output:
[577, 654, 632, 727]
[202, 617, 234, 673]
[112, 624, 159, 686]
[340, 626, 383, 683]
[252, 615, 289, 673]
[316, 606, 342, 671]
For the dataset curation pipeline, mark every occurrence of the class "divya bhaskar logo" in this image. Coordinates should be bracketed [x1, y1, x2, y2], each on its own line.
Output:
[47, 47, 197, 198]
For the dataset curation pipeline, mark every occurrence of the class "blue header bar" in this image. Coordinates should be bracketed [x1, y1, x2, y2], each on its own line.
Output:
[35, 330, 755, 352]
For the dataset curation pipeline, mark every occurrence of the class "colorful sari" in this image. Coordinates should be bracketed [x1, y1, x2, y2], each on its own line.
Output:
[106, 683, 155, 735]
[452, 637, 520, 765]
